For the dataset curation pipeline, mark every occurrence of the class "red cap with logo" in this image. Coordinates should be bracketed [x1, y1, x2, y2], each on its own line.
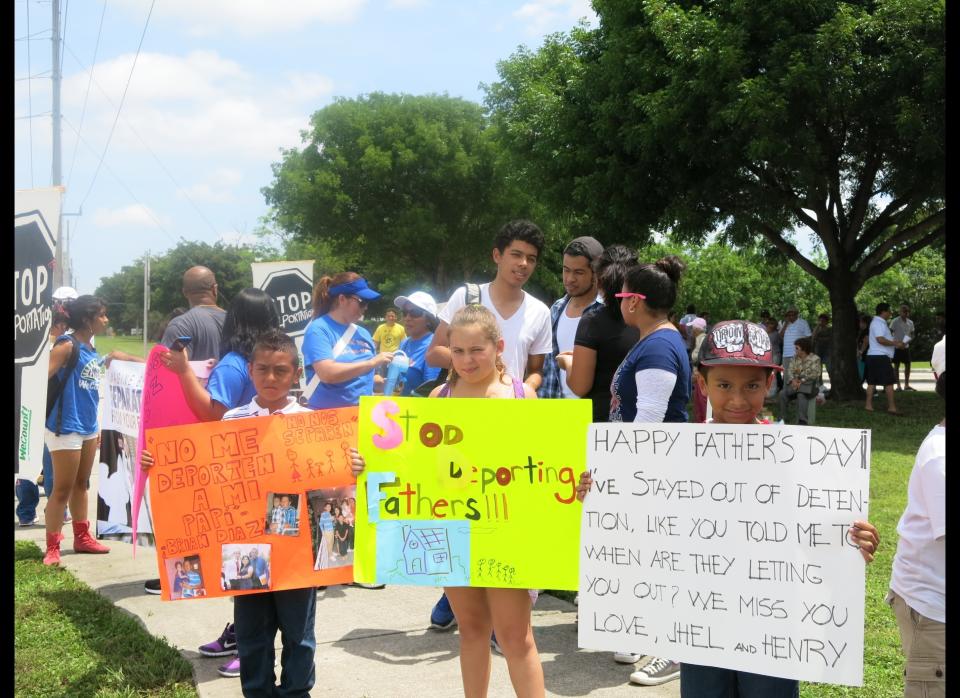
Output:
[698, 320, 783, 371]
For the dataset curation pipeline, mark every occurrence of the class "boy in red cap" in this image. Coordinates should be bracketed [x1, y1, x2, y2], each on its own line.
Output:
[580, 320, 882, 696]
[688, 320, 881, 696]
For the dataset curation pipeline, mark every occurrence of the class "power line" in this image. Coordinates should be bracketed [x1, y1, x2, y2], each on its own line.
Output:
[64, 0, 106, 192]
[77, 0, 156, 211]
[62, 39, 223, 240]
[16, 111, 52, 120]
[62, 114, 179, 248]
[16, 71, 51, 81]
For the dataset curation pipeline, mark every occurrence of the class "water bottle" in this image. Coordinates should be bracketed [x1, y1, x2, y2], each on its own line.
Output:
[383, 351, 409, 396]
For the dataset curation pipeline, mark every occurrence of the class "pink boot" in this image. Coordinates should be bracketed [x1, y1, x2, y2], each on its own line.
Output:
[44, 532, 64, 566]
[72, 520, 110, 554]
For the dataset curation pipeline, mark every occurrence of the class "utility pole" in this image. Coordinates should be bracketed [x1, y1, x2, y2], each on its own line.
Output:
[51, 0, 64, 288]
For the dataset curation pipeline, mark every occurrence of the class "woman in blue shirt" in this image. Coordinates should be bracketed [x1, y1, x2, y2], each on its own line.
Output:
[394, 291, 441, 396]
[301, 272, 394, 409]
[43, 295, 141, 566]
[606, 255, 691, 687]
[165, 288, 280, 420]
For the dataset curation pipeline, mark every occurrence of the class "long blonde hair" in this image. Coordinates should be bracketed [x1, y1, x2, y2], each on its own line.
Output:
[446, 305, 508, 388]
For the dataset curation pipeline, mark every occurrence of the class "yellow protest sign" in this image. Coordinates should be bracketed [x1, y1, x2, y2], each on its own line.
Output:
[354, 396, 591, 590]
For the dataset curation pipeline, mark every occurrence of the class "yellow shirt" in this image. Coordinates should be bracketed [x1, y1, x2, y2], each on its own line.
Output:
[373, 322, 406, 352]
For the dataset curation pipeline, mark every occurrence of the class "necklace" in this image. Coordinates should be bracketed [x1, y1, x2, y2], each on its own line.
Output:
[640, 318, 671, 340]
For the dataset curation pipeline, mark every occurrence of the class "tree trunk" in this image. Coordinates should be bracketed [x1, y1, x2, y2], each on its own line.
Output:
[827, 271, 864, 401]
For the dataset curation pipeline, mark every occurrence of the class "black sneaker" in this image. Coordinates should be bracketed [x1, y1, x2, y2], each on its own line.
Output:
[350, 581, 385, 589]
[144, 578, 162, 595]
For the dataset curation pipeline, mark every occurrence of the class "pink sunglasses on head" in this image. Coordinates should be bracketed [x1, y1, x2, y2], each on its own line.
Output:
[614, 292, 647, 299]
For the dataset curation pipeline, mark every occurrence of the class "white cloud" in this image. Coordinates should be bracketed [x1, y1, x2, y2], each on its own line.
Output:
[388, 0, 428, 8]
[115, 0, 367, 37]
[56, 51, 331, 162]
[513, 0, 597, 36]
[178, 169, 244, 204]
[93, 204, 164, 228]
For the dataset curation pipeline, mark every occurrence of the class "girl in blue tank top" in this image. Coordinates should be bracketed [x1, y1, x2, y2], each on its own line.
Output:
[43, 296, 142, 566]
[350, 306, 541, 698]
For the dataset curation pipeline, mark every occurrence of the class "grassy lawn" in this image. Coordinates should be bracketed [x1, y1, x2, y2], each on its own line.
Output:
[15, 541, 197, 698]
[95, 335, 155, 360]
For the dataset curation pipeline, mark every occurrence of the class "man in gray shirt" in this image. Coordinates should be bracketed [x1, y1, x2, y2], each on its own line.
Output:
[145, 266, 225, 596]
[159, 266, 226, 361]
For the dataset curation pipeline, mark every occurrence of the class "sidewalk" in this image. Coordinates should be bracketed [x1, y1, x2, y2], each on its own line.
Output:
[15, 462, 681, 698]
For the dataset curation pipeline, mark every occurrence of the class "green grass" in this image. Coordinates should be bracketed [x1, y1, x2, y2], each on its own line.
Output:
[95, 335, 156, 359]
[15, 541, 197, 698]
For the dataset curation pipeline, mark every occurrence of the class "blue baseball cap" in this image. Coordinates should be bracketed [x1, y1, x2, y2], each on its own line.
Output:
[329, 277, 381, 301]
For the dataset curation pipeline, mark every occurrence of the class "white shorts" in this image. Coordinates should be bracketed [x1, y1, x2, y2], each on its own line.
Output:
[45, 429, 98, 452]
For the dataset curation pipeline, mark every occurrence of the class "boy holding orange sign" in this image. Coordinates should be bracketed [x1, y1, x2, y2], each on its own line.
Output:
[143, 330, 317, 697]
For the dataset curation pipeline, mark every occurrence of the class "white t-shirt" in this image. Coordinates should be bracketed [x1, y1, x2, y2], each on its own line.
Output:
[782, 317, 812, 358]
[890, 424, 945, 622]
[867, 316, 895, 358]
[439, 283, 552, 381]
[556, 310, 581, 399]
[890, 316, 915, 343]
[223, 396, 311, 420]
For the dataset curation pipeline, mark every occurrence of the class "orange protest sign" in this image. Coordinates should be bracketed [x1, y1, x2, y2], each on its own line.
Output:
[146, 407, 358, 600]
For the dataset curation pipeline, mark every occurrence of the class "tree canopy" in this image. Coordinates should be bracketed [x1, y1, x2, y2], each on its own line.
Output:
[261, 92, 552, 301]
[485, 0, 944, 398]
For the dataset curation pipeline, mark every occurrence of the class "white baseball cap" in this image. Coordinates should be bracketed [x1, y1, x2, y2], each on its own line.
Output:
[394, 291, 438, 319]
[931, 335, 945, 379]
[52, 286, 79, 301]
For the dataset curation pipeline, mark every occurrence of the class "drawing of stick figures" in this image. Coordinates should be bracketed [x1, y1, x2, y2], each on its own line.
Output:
[305, 458, 315, 478]
[326, 450, 335, 474]
[340, 442, 352, 469]
[287, 449, 302, 482]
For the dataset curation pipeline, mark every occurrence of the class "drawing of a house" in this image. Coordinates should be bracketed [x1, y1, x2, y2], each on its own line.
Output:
[402, 526, 452, 575]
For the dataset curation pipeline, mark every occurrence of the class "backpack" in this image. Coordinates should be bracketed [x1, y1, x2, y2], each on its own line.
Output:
[46, 334, 82, 436]
[412, 283, 480, 396]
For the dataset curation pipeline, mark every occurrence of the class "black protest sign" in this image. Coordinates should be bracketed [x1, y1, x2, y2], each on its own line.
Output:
[261, 268, 313, 336]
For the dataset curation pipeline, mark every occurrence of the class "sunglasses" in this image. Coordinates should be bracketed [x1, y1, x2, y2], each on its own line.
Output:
[403, 308, 425, 318]
[348, 295, 369, 308]
[614, 292, 647, 300]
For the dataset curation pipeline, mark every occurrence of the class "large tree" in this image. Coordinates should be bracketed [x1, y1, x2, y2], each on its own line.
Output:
[486, 0, 944, 399]
[262, 93, 545, 300]
[95, 240, 262, 335]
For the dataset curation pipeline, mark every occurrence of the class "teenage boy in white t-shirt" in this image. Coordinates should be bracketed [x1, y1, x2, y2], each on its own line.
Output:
[424, 219, 552, 632]
[426, 219, 552, 391]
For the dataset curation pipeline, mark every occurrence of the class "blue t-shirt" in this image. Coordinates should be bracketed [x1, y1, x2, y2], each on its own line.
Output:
[45, 336, 102, 435]
[399, 332, 440, 396]
[302, 315, 377, 408]
[319, 511, 335, 532]
[610, 329, 690, 423]
[207, 351, 256, 410]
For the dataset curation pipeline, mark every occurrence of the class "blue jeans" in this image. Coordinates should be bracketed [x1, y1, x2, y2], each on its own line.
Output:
[41, 445, 54, 498]
[234, 587, 316, 697]
[15, 478, 40, 523]
[680, 663, 799, 698]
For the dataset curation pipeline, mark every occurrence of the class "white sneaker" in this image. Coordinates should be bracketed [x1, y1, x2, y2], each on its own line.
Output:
[629, 657, 680, 685]
[613, 652, 645, 664]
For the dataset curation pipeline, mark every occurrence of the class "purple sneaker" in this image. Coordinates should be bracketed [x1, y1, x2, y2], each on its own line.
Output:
[200, 623, 237, 657]
[217, 656, 241, 678]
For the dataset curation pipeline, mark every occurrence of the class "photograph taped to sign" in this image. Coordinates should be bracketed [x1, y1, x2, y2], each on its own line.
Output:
[355, 396, 591, 590]
[578, 422, 871, 686]
[146, 406, 358, 599]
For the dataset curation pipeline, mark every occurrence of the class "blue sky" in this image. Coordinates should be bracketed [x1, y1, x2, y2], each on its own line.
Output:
[15, 0, 597, 293]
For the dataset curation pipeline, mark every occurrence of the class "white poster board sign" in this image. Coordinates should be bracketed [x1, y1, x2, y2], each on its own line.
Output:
[15, 187, 62, 475]
[579, 423, 871, 687]
[101, 360, 146, 437]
